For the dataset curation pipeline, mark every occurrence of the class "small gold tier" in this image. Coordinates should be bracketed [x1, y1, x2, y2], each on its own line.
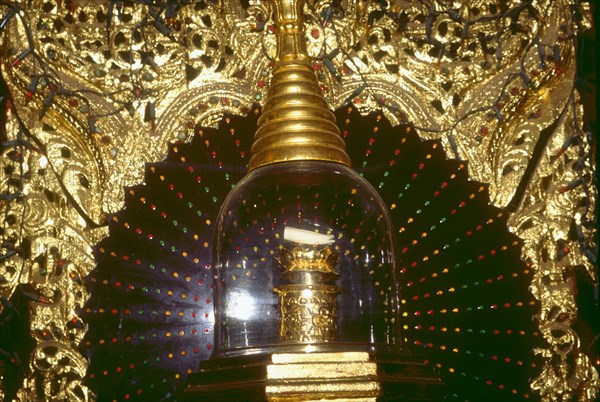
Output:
[247, 0, 351, 171]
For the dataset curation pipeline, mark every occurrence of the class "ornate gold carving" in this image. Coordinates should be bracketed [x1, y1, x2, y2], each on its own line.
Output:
[508, 93, 599, 400]
[274, 285, 341, 343]
[26, 341, 92, 401]
[278, 245, 339, 273]
[0, 105, 106, 401]
[275, 246, 341, 343]
[0, 0, 596, 400]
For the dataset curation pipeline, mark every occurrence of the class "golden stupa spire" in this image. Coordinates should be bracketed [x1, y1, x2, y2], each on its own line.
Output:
[247, 0, 351, 171]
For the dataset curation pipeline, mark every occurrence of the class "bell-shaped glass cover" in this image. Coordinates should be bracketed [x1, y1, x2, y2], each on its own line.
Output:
[213, 160, 401, 357]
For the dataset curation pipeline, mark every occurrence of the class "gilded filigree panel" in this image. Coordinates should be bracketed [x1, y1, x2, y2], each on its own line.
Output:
[0, 0, 596, 400]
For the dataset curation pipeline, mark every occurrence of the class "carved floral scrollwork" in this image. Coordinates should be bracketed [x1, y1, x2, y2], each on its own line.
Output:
[25, 341, 91, 401]
[0, 0, 596, 400]
[507, 93, 598, 399]
[276, 291, 340, 343]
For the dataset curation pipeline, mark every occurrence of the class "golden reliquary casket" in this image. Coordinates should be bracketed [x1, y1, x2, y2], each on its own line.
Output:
[0, 0, 597, 401]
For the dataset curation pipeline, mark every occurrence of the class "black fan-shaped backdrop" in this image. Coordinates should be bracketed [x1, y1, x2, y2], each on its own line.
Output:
[81, 106, 541, 401]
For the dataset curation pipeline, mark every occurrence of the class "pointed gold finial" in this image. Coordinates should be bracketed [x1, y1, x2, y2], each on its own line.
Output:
[247, 0, 351, 171]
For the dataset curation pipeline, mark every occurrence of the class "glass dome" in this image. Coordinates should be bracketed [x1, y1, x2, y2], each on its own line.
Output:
[212, 159, 401, 358]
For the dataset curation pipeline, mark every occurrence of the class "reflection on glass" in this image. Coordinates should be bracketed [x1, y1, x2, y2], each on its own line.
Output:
[213, 160, 401, 358]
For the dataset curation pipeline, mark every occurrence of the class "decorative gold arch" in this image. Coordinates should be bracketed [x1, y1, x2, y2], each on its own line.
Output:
[0, 0, 597, 400]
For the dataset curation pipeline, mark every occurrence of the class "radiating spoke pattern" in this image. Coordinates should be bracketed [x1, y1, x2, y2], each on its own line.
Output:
[82, 107, 540, 401]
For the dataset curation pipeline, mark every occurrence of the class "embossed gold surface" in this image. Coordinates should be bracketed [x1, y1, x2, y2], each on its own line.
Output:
[274, 246, 341, 343]
[0, 0, 597, 401]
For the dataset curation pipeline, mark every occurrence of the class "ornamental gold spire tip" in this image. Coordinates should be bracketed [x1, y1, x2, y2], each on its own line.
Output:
[247, 0, 351, 171]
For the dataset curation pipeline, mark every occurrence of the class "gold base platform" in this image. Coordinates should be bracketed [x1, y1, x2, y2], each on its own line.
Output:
[182, 350, 445, 401]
